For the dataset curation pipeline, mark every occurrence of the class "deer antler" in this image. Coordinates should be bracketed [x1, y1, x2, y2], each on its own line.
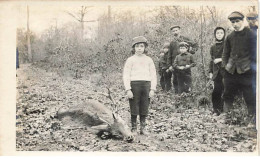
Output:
[106, 87, 118, 113]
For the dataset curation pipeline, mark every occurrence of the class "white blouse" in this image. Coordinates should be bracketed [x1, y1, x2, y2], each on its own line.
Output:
[123, 54, 157, 91]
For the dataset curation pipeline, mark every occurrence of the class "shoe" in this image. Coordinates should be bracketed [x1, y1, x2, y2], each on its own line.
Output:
[140, 127, 149, 135]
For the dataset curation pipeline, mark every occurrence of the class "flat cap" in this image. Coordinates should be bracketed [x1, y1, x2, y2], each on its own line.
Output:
[170, 25, 181, 30]
[132, 36, 148, 47]
[246, 12, 258, 19]
[228, 11, 244, 20]
[179, 41, 189, 48]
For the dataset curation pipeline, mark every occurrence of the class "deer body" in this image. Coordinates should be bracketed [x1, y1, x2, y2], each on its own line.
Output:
[57, 100, 133, 142]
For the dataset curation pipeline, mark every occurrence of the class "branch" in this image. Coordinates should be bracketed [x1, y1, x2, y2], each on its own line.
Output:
[65, 11, 81, 22]
[82, 20, 97, 23]
[206, 6, 216, 25]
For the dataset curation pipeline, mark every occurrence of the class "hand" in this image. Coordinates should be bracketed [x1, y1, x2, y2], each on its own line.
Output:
[214, 58, 222, 64]
[149, 90, 155, 98]
[178, 66, 185, 70]
[209, 73, 213, 79]
[185, 65, 190, 68]
[127, 90, 133, 99]
[169, 66, 173, 71]
[166, 69, 169, 73]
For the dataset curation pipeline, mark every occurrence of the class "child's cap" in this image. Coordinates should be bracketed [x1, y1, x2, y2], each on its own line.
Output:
[170, 25, 181, 30]
[163, 42, 170, 49]
[179, 42, 189, 49]
[132, 36, 148, 47]
[228, 11, 244, 21]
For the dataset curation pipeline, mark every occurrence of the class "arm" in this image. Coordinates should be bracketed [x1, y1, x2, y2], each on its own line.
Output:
[123, 58, 132, 91]
[166, 42, 173, 69]
[190, 40, 199, 54]
[209, 47, 213, 73]
[173, 56, 179, 69]
[149, 58, 157, 91]
[190, 54, 196, 67]
[249, 31, 257, 67]
[184, 36, 198, 54]
[222, 37, 230, 67]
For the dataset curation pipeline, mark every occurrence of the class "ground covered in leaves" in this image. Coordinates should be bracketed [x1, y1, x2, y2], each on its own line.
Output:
[16, 64, 257, 152]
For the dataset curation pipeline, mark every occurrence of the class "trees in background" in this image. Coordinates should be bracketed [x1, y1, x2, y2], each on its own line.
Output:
[17, 5, 255, 89]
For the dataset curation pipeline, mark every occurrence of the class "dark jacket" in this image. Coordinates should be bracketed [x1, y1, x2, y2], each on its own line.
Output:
[167, 35, 198, 69]
[209, 42, 225, 80]
[222, 27, 256, 74]
[248, 26, 258, 73]
[173, 52, 196, 73]
[159, 53, 168, 74]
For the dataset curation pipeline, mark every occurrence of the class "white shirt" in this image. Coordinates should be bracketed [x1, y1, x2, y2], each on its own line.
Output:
[123, 54, 157, 90]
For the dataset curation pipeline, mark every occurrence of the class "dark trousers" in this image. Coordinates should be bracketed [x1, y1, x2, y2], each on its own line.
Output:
[172, 70, 178, 93]
[212, 72, 224, 114]
[129, 81, 151, 116]
[223, 70, 256, 116]
[176, 70, 192, 94]
[160, 69, 172, 91]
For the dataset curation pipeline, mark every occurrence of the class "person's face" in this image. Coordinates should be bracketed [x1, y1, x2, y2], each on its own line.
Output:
[163, 48, 169, 53]
[134, 43, 145, 55]
[179, 47, 187, 53]
[247, 18, 258, 27]
[231, 19, 243, 31]
[215, 29, 225, 41]
[172, 28, 180, 37]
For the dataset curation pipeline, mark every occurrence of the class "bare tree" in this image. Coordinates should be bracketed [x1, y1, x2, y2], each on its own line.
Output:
[66, 6, 96, 39]
[206, 6, 217, 25]
[199, 6, 208, 93]
[27, 5, 32, 62]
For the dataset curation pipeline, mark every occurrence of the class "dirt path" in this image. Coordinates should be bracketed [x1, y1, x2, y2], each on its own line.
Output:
[16, 64, 257, 152]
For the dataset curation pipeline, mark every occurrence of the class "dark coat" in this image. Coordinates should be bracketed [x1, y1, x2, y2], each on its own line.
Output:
[209, 42, 225, 80]
[222, 27, 256, 74]
[158, 54, 168, 74]
[173, 52, 196, 74]
[167, 35, 198, 69]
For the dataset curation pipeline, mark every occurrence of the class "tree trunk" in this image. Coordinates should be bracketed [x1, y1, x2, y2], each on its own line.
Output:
[27, 5, 32, 62]
[200, 6, 207, 93]
[81, 6, 84, 39]
[108, 5, 111, 24]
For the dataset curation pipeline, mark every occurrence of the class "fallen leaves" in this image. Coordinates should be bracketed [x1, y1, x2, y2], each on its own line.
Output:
[16, 64, 257, 152]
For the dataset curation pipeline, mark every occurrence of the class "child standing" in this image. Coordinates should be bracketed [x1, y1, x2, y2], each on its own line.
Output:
[209, 27, 226, 115]
[158, 42, 172, 92]
[173, 42, 196, 94]
[123, 36, 157, 135]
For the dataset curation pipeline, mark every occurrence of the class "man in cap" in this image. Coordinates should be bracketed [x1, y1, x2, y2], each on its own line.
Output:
[222, 11, 257, 126]
[167, 25, 198, 93]
[246, 12, 258, 33]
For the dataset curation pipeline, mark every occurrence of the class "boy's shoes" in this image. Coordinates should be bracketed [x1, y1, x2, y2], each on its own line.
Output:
[140, 128, 149, 135]
[131, 127, 137, 135]
[213, 109, 222, 116]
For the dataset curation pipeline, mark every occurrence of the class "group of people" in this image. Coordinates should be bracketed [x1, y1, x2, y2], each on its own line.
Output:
[123, 11, 258, 135]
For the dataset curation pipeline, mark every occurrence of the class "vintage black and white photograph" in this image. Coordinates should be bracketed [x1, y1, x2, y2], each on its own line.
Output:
[1, 0, 259, 154]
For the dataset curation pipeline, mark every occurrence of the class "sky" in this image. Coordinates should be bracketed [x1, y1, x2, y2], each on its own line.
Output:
[14, 1, 258, 37]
